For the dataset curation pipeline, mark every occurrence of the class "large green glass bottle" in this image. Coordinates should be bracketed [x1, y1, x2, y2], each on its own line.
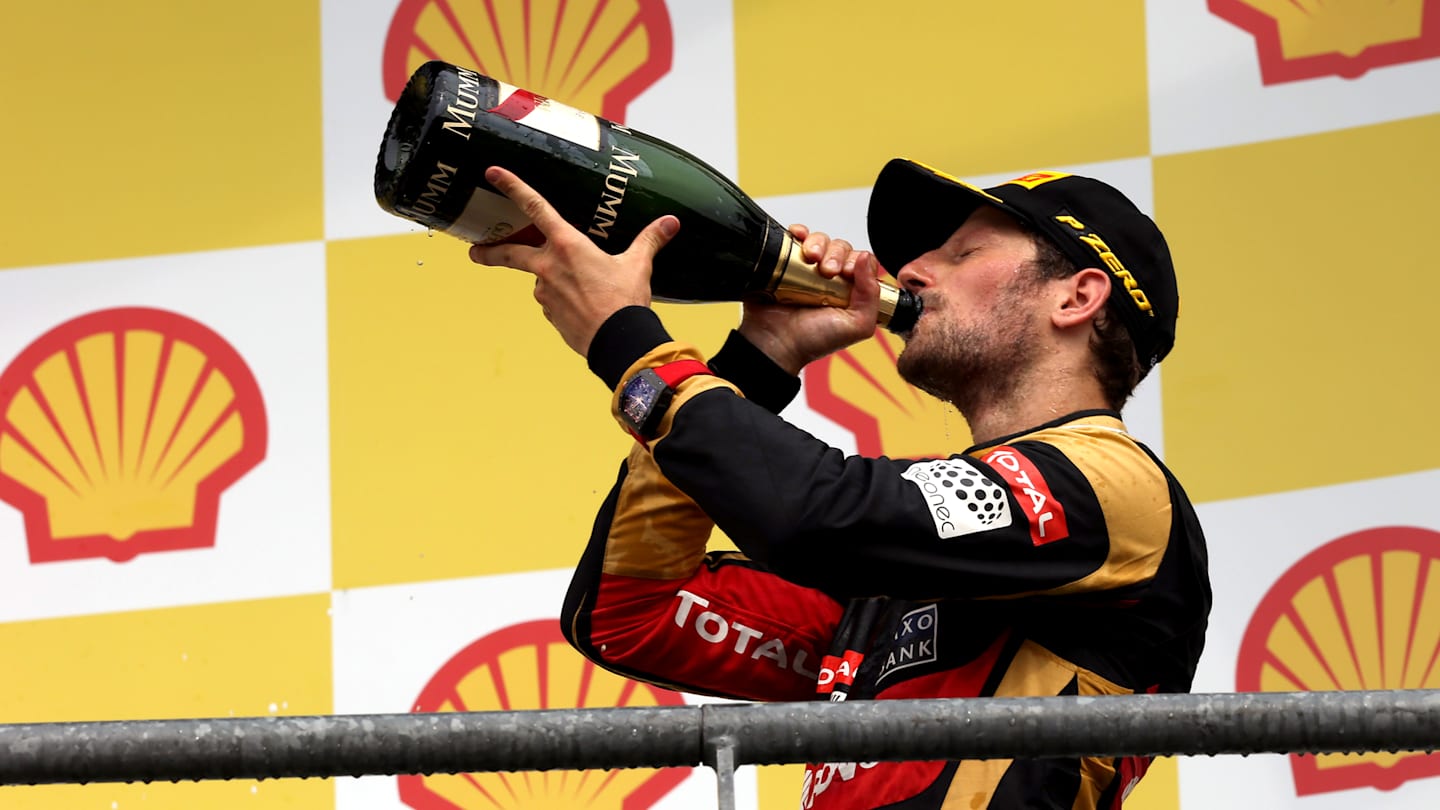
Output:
[374, 60, 920, 333]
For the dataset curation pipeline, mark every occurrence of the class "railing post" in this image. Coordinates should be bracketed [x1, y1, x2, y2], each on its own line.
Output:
[704, 734, 739, 810]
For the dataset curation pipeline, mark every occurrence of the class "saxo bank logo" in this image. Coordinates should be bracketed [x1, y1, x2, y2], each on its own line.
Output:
[0, 308, 267, 563]
[1236, 526, 1440, 795]
[381, 0, 674, 121]
[399, 619, 689, 809]
[1210, 0, 1440, 83]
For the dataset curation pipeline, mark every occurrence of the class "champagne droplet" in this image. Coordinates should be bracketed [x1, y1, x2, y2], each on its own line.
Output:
[416, 259, 424, 266]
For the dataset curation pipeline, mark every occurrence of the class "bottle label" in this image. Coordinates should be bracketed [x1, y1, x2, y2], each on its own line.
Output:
[490, 81, 602, 151]
[439, 80, 602, 245]
[448, 187, 532, 245]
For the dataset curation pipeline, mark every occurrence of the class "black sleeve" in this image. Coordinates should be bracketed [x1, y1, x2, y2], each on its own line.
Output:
[704, 329, 802, 414]
[587, 307, 801, 414]
[649, 390, 1152, 602]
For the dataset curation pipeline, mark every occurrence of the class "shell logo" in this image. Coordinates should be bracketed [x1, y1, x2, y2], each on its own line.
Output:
[381, 0, 673, 121]
[805, 329, 968, 458]
[399, 619, 690, 809]
[0, 308, 267, 564]
[1209, 0, 1440, 84]
[1236, 526, 1440, 795]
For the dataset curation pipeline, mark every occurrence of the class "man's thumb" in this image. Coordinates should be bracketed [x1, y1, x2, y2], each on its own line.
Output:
[630, 215, 680, 261]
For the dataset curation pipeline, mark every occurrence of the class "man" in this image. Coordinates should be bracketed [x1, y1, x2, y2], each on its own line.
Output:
[469, 158, 1211, 809]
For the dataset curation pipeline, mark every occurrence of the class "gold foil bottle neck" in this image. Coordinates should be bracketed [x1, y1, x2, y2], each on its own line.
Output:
[765, 231, 915, 330]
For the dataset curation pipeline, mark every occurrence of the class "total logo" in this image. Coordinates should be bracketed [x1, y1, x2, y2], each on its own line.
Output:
[400, 619, 690, 809]
[0, 308, 266, 564]
[1236, 526, 1440, 795]
[380, 0, 674, 121]
[1210, 0, 1440, 83]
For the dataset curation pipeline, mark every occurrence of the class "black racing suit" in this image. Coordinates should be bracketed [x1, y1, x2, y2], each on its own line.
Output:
[562, 307, 1212, 810]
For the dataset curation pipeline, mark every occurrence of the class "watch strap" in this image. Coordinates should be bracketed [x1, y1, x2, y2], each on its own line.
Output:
[652, 359, 711, 388]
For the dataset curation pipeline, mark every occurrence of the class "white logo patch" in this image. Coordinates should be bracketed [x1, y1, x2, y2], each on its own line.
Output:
[900, 459, 1012, 539]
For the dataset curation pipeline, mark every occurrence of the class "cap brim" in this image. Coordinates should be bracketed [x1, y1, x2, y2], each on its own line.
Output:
[867, 159, 1013, 274]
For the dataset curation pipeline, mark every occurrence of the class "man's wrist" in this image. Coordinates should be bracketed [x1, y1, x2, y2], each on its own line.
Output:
[736, 325, 810, 377]
[587, 306, 672, 390]
[709, 330, 802, 413]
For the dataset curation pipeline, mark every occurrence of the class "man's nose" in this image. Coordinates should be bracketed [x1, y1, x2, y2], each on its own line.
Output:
[895, 261, 928, 292]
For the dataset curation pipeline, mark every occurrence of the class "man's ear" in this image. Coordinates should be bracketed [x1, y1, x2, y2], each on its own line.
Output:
[1051, 268, 1111, 329]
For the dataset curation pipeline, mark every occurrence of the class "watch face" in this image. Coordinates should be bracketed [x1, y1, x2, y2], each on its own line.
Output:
[621, 373, 662, 427]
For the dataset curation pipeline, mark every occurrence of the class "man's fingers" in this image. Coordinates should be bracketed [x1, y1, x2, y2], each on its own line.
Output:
[820, 239, 853, 277]
[484, 166, 570, 238]
[852, 252, 883, 304]
[469, 241, 537, 272]
[801, 230, 828, 264]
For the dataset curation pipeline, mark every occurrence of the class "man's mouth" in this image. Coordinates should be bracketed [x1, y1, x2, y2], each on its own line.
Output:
[897, 308, 922, 342]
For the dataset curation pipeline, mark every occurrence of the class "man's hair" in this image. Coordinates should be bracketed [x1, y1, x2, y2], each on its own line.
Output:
[1024, 228, 1144, 410]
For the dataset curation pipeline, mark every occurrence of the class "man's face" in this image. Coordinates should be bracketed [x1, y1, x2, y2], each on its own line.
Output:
[892, 206, 1046, 407]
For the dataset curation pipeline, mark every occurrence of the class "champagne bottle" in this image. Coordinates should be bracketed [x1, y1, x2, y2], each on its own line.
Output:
[373, 60, 920, 333]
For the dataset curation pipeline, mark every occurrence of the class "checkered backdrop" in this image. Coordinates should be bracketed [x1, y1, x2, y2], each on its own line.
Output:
[2, 1, 1438, 807]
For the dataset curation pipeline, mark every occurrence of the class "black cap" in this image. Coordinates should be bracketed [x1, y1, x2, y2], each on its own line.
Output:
[867, 159, 1179, 374]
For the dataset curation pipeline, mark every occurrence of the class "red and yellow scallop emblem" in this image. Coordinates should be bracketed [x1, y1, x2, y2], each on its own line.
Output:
[0, 308, 267, 563]
[399, 619, 690, 809]
[805, 329, 969, 458]
[381, 0, 673, 121]
[1236, 526, 1440, 795]
[1209, 0, 1440, 83]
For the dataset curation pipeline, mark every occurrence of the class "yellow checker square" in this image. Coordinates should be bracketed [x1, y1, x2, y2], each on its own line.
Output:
[1156, 112, 1440, 503]
[732, 0, 1149, 197]
[327, 231, 739, 589]
[758, 760, 1182, 810]
[0, 0, 322, 271]
[758, 755, 1178, 809]
[0, 593, 333, 808]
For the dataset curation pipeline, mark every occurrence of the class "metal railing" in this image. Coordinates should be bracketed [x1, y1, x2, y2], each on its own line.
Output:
[4, 690, 1438, 808]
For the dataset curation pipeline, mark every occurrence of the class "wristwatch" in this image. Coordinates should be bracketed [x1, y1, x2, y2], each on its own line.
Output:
[618, 359, 712, 441]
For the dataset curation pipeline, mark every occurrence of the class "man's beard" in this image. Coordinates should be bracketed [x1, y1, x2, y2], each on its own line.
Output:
[896, 290, 1039, 415]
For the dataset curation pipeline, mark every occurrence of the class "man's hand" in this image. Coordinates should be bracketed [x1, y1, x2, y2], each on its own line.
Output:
[467, 166, 679, 358]
[739, 225, 886, 375]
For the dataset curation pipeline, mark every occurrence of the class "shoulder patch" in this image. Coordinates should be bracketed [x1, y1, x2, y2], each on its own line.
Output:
[900, 459, 1012, 539]
[983, 445, 1071, 546]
